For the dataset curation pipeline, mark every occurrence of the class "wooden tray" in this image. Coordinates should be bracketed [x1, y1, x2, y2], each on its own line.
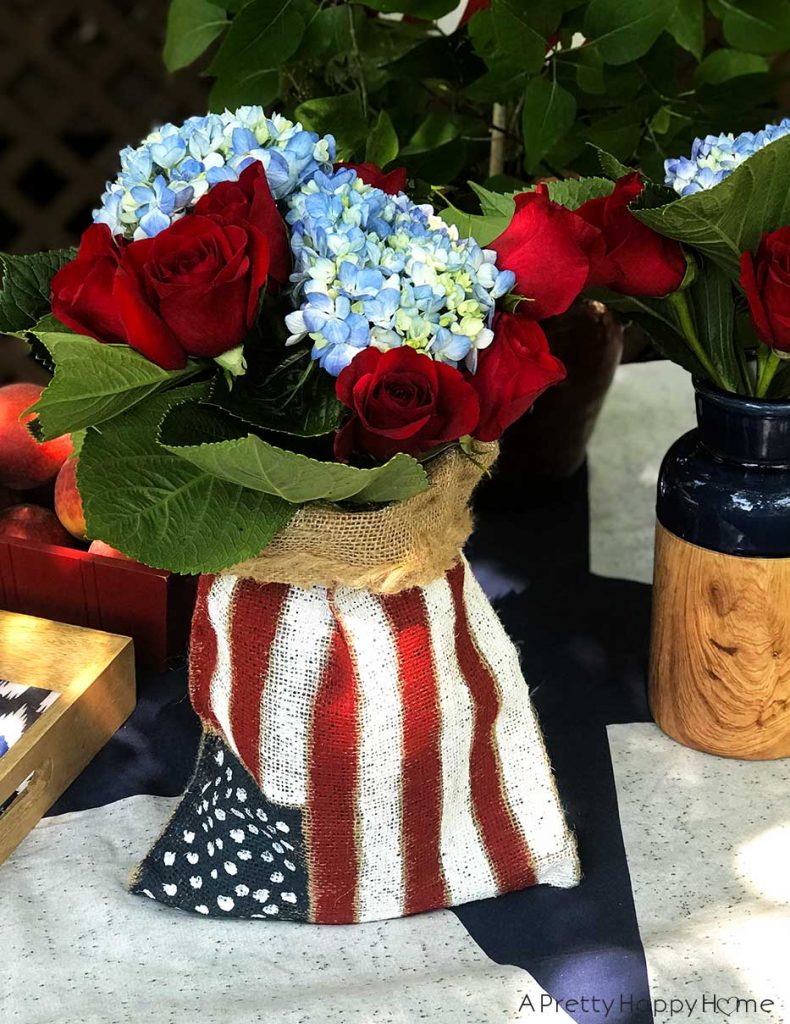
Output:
[0, 610, 135, 864]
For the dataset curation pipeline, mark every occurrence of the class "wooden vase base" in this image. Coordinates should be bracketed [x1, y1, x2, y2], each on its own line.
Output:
[649, 524, 790, 760]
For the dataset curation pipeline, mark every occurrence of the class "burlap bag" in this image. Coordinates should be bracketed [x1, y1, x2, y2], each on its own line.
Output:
[132, 445, 580, 923]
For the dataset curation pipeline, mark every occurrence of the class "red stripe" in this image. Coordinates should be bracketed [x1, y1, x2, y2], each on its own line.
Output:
[229, 579, 289, 787]
[381, 588, 447, 916]
[447, 562, 536, 892]
[188, 575, 220, 731]
[307, 612, 360, 924]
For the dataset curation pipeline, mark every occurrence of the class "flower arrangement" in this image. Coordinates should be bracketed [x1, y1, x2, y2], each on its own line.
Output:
[1, 107, 566, 576]
[451, 120, 790, 403]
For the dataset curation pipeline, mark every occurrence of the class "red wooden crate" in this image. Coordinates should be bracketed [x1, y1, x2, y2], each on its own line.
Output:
[0, 536, 196, 671]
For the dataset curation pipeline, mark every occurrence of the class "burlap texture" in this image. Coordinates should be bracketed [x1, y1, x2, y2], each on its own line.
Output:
[223, 442, 498, 594]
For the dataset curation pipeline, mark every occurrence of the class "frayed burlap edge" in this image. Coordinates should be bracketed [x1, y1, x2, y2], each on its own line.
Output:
[222, 442, 498, 594]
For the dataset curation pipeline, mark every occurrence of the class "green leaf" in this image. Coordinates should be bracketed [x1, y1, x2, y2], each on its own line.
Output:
[583, 0, 675, 65]
[209, 69, 279, 111]
[438, 207, 509, 246]
[0, 249, 76, 333]
[464, 65, 530, 103]
[546, 176, 614, 208]
[633, 134, 790, 279]
[469, 181, 516, 218]
[689, 259, 740, 392]
[160, 402, 429, 505]
[164, 0, 228, 72]
[207, 368, 344, 438]
[295, 93, 366, 161]
[401, 112, 473, 155]
[521, 76, 576, 173]
[592, 291, 707, 377]
[27, 331, 198, 440]
[490, 0, 562, 73]
[571, 47, 607, 94]
[716, 0, 790, 55]
[365, 110, 399, 167]
[208, 0, 304, 78]
[667, 0, 704, 60]
[694, 49, 769, 85]
[356, 0, 458, 15]
[79, 385, 293, 575]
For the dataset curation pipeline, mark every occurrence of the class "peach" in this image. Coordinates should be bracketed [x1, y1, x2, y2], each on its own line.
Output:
[88, 539, 135, 561]
[0, 383, 73, 489]
[0, 504, 75, 547]
[54, 457, 87, 539]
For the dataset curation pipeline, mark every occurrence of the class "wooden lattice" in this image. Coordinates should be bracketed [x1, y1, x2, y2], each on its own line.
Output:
[0, 0, 209, 254]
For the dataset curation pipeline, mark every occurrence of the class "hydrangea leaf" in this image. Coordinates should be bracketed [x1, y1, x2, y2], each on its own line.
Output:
[160, 401, 429, 505]
[0, 249, 76, 333]
[207, 367, 343, 438]
[633, 133, 790, 279]
[438, 208, 509, 247]
[27, 331, 199, 440]
[164, 0, 228, 72]
[79, 385, 293, 575]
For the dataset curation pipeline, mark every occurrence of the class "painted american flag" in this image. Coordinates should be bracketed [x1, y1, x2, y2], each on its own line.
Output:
[173, 558, 579, 924]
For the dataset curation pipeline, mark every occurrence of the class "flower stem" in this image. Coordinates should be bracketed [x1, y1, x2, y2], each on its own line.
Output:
[756, 347, 782, 398]
[668, 291, 727, 390]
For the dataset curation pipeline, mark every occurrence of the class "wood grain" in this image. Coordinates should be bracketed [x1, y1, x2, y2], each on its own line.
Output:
[0, 610, 135, 863]
[649, 524, 790, 760]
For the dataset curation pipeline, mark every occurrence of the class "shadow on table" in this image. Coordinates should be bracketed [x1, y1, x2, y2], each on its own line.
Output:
[459, 465, 655, 1024]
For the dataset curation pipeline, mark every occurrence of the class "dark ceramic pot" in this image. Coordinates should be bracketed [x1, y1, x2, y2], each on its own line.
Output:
[649, 379, 790, 760]
[658, 380, 790, 557]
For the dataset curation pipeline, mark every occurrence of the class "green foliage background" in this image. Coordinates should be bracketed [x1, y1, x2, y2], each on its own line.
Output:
[164, 0, 789, 193]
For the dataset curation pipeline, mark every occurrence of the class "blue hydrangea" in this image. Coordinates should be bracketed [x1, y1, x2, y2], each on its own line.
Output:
[665, 119, 790, 197]
[94, 108, 336, 239]
[283, 169, 515, 376]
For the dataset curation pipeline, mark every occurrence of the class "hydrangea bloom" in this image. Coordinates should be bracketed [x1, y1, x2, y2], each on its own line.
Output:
[94, 107, 336, 240]
[665, 119, 790, 197]
[283, 169, 515, 376]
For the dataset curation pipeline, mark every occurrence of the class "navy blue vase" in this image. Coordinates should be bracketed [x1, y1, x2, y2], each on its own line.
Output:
[650, 378, 790, 760]
[657, 380, 790, 557]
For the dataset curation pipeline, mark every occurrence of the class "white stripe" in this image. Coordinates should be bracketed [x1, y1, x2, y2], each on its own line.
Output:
[333, 587, 405, 922]
[422, 575, 498, 904]
[207, 575, 240, 757]
[460, 559, 580, 887]
[436, 1, 469, 34]
[260, 585, 334, 806]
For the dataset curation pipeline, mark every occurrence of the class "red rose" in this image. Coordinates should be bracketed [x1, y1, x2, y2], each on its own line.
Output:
[114, 214, 269, 370]
[470, 312, 566, 442]
[740, 228, 790, 352]
[489, 185, 606, 320]
[194, 162, 290, 289]
[334, 346, 479, 462]
[52, 224, 127, 344]
[339, 162, 408, 195]
[576, 173, 686, 297]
